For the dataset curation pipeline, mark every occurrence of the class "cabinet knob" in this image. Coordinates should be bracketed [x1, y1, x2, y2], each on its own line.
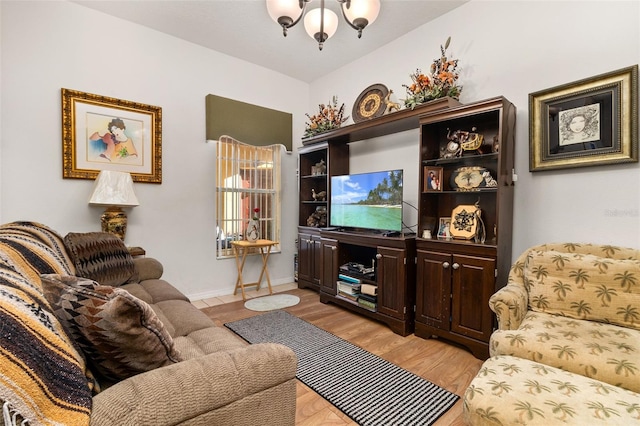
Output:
[452, 263, 460, 270]
[442, 262, 450, 269]
[375, 253, 382, 259]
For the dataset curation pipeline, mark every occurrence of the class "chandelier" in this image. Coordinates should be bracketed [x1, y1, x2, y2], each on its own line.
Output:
[266, 0, 381, 50]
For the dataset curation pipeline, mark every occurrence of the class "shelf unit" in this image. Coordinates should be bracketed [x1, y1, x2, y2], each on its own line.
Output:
[296, 97, 461, 328]
[297, 142, 348, 290]
[415, 96, 516, 359]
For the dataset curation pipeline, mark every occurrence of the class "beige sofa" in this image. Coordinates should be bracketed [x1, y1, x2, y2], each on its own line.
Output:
[0, 221, 297, 426]
[464, 243, 640, 425]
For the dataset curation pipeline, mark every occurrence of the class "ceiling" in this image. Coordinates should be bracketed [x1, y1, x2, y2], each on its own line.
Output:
[72, 0, 468, 83]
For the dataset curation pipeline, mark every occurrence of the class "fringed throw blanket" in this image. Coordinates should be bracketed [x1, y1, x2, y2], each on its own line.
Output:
[0, 222, 92, 425]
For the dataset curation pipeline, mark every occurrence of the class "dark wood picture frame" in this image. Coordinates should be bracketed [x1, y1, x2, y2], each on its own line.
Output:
[529, 65, 638, 171]
[423, 166, 443, 192]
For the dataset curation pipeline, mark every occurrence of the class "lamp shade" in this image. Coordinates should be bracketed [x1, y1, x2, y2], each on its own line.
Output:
[266, 0, 304, 25]
[89, 171, 139, 207]
[304, 7, 338, 41]
[342, 0, 380, 27]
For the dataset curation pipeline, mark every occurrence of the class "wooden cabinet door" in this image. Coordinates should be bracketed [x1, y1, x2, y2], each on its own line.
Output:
[450, 254, 496, 342]
[416, 249, 451, 331]
[376, 246, 406, 319]
[320, 238, 338, 294]
[311, 235, 322, 287]
[297, 232, 313, 284]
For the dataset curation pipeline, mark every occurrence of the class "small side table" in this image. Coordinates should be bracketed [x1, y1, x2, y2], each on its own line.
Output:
[231, 239, 278, 301]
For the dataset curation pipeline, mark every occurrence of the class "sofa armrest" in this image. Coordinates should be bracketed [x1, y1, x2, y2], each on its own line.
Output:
[90, 343, 297, 426]
[489, 280, 529, 330]
[132, 257, 163, 281]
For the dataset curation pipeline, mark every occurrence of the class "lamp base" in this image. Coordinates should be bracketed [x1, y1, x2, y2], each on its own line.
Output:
[101, 206, 128, 240]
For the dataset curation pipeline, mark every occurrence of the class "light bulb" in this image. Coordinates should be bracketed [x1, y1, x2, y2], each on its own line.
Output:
[304, 7, 339, 48]
[266, 0, 305, 33]
[343, 0, 380, 33]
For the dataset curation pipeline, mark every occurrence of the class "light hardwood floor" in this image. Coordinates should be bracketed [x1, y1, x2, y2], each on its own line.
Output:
[200, 287, 482, 425]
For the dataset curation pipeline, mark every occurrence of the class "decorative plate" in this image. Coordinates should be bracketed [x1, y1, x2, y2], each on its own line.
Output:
[450, 166, 496, 191]
[352, 84, 389, 123]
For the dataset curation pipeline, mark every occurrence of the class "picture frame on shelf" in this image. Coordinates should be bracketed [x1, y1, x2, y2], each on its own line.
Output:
[437, 217, 451, 239]
[423, 166, 443, 192]
[529, 65, 638, 172]
[62, 88, 162, 183]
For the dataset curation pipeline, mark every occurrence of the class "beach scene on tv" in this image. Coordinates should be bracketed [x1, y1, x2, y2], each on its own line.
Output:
[330, 170, 403, 232]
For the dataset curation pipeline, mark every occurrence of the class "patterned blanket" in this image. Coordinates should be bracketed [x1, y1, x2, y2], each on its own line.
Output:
[0, 222, 92, 425]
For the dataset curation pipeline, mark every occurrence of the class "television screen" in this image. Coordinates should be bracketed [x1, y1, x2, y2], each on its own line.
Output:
[330, 169, 403, 232]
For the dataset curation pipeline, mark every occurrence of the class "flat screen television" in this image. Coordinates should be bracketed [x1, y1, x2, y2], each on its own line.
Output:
[330, 169, 403, 233]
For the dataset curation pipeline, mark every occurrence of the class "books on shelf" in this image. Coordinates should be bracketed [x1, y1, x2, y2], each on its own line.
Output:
[361, 283, 377, 296]
[338, 274, 361, 283]
[337, 292, 359, 302]
[337, 281, 361, 295]
[358, 298, 377, 312]
[358, 293, 377, 303]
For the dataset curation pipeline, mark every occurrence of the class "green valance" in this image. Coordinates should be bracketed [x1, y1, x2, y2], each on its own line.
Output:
[205, 94, 292, 151]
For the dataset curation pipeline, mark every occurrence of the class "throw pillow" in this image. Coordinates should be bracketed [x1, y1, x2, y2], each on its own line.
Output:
[40, 274, 182, 381]
[64, 231, 136, 286]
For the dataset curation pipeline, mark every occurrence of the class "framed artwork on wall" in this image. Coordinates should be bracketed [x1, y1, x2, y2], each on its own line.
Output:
[423, 166, 443, 192]
[529, 65, 638, 172]
[62, 88, 162, 183]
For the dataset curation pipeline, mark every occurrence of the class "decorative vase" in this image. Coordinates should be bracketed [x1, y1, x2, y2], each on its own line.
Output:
[245, 219, 260, 242]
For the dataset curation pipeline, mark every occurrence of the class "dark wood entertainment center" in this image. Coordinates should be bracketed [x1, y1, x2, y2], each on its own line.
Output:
[318, 230, 416, 336]
[297, 96, 515, 358]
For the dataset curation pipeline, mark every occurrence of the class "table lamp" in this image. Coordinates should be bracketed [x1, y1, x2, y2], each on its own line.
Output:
[89, 171, 139, 240]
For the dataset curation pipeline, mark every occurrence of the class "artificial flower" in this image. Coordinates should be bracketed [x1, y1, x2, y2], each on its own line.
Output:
[402, 37, 462, 110]
[304, 96, 349, 137]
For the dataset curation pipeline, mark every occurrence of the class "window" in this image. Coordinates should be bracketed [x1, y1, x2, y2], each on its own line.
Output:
[216, 135, 281, 258]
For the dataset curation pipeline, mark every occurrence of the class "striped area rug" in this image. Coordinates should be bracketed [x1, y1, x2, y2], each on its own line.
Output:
[225, 310, 459, 426]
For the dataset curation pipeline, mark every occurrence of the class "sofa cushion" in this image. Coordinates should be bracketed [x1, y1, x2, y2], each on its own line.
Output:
[153, 299, 215, 337]
[464, 355, 640, 425]
[63, 232, 136, 287]
[41, 274, 182, 382]
[490, 310, 640, 393]
[121, 279, 190, 305]
[0, 268, 92, 425]
[173, 327, 246, 359]
[525, 249, 640, 330]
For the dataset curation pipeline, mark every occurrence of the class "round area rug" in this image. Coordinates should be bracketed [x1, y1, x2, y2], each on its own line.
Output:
[244, 294, 300, 312]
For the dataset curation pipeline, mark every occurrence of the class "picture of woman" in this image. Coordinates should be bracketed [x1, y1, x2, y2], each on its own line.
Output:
[89, 117, 139, 163]
[558, 104, 600, 146]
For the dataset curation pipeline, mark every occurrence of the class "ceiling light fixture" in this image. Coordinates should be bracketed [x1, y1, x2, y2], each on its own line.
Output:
[266, 0, 381, 51]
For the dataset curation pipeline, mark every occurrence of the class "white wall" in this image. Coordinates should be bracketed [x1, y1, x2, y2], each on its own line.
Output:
[308, 0, 640, 257]
[0, 1, 309, 300]
[2, 1, 639, 302]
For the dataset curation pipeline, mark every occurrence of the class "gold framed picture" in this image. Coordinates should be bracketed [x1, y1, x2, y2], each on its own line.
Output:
[529, 65, 638, 171]
[62, 88, 162, 183]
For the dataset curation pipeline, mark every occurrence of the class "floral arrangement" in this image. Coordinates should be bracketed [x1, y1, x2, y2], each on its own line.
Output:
[402, 37, 462, 110]
[304, 96, 349, 137]
[252, 207, 260, 220]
